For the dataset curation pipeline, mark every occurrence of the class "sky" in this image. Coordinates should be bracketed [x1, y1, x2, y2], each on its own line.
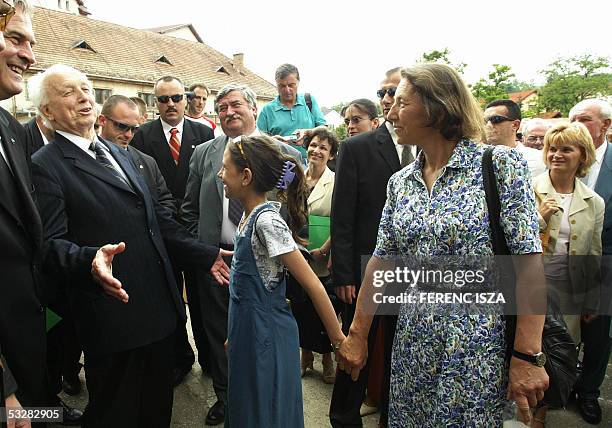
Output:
[87, 0, 611, 108]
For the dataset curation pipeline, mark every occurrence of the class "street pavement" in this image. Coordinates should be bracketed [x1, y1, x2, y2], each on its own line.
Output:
[55, 317, 611, 427]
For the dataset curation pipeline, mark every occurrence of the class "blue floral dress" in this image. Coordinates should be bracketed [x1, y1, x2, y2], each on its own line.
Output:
[373, 140, 541, 427]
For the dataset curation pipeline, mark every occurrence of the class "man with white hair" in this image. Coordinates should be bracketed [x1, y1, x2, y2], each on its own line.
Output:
[522, 119, 551, 150]
[29, 64, 231, 427]
[569, 98, 612, 425]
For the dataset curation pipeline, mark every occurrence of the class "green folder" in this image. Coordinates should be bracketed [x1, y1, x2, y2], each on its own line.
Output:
[308, 215, 330, 251]
[46, 308, 61, 332]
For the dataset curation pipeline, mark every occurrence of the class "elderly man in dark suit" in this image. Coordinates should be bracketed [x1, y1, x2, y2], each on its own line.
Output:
[131, 75, 215, 383]
[181, 83, 303, 425]
[0, 1, 47, 424]
[29, 64, 231, 428]
[329, 67, 415, 428]
[569, 98, 612, 425]
[99, 95, 176, 215]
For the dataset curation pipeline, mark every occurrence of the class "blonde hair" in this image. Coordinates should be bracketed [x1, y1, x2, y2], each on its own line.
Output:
[542, 122, 596, 178]
[400, 63, 485, 141]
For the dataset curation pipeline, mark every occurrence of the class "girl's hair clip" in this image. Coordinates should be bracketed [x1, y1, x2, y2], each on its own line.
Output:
[275, 160, 296, 189]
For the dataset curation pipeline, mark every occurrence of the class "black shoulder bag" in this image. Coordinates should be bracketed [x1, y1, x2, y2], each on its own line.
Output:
[482, 146, 578, 408]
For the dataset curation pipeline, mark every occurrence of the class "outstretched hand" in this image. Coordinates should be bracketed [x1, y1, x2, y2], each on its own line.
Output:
[211, 249, 232, 286]
[91, 242, 129, 303]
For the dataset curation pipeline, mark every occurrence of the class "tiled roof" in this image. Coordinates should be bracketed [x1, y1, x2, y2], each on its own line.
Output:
[144, 23, 204, 43]
[30, 7, 277, 99]
[508, 89, 537, 103]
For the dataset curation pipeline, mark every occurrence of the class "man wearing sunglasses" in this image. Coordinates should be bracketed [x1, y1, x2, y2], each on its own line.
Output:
[329, 67, 404, 428]
[131, 75, 215, 387]
[99, 95, 176, 215]
[0, 2, 50, 426]
[484, 99, 545, 177]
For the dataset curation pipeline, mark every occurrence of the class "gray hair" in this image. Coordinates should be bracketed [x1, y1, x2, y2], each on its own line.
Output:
[214, 84, 258, 114]
[523, 119, 551, 135]
[274, 64, 300, 81]
[28, 64, 93, 129]
[569, 99, 612, 122]
[14, 0, 34, 18]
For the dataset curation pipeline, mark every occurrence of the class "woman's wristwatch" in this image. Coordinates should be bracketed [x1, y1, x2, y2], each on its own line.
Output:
[512, 349, 547, 367]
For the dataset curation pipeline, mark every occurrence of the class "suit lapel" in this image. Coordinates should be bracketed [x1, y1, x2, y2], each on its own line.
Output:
[307, 167, 332, 206]
[149, 120, 175, 172]
[375, 125, 401, 173]
[0, 119, 43, 246]
[99, 137, 144, 197]
[178, 120, 197, 167]
[56, 134, 135, 195]
[209, 136, 227, 202]
[595, 142, 612, 205]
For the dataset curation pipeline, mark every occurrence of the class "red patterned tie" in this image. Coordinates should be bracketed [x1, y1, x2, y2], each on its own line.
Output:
[169, 128, 180, 164]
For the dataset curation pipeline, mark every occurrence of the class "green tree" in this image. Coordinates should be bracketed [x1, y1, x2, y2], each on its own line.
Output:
[334, 124, 347, 141]
[331, 102, 348, 115]
[471, 64, 516, 106]
[537, 54, 612, 116]
[418, 48, 467, 74]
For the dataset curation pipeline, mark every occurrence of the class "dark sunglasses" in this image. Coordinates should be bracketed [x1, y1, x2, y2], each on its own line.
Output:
[484, 115, 515, 125]
[376, 87, 396, 99]
[156, 94, 184, 104]
[107, 117, 139, 133]
[526, 135, 545, 143]
[0, 0, 15, 32]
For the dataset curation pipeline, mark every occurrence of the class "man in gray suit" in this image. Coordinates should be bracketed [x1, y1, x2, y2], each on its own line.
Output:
[181, 84, 302, 425]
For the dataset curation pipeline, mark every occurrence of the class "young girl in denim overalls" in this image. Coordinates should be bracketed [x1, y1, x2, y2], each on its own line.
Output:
[217, 135, 345, 427]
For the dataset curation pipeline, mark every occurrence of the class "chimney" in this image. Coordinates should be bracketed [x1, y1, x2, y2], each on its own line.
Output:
[233, 53, 244, 71]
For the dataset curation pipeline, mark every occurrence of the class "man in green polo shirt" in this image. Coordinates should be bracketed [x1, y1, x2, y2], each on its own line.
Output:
[257, 63, 327, 160]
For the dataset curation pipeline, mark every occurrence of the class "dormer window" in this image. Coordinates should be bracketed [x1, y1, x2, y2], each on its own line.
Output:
[72, 40, 96, 52]
[156, 55, 172, 65]
[216, 66, 230, 76]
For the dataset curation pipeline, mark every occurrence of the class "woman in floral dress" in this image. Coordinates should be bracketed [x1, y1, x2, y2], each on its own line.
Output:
[337, 64, 549, 427]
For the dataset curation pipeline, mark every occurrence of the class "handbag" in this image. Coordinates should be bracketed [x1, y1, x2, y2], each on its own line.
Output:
[482, 147, 578, 408]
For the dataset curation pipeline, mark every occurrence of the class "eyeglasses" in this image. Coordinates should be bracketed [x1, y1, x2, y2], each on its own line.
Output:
[107, 117, 139, 133]
[376, 87, 396, 99]
[526, 135, 545, 143]
[0, 0, 15, 32]
[156, 94, 184, 104]
[484, 115, 515, 125]
[344, 116, 369, 126]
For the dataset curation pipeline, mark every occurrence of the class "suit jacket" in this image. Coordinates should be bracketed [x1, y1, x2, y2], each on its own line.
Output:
[130, 118, 214, 208]
[32, 133, 219, 357]
[534, 173, 604, 311]
[331, 124, 401, 288]
[126, 145, 176, 216]
[594, 142, 612, 255]
[23, 117, 45, 154]
[0, 107, 46, 407]
[181, 133, 304, 244]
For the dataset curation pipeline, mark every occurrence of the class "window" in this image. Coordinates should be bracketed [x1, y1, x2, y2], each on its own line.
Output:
[138, 93, 156, 108]
[155, 55, 172, 66]
[65, 0, 69, 10]
[72, 40, 96, 53]
[58, 0, 61, 8]
[95, 88, 112, 105]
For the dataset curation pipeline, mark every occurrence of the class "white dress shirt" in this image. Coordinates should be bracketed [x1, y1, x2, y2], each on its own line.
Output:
[385, 121, 416, 163]
[160, 118, 185, 145]
[57, 131, 130, 182]
[584, 140, 608, 190]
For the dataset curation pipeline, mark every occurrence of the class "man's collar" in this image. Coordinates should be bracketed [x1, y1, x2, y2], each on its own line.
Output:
[57, 130, 96, 154]
[272, 94, 304, 111]
[160, 118, 185, 134]
[384, 121, 398, 145]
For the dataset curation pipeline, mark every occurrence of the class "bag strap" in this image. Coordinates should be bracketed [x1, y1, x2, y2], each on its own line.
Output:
[482, 147, 510, 255]
[305, 93, 313, 113]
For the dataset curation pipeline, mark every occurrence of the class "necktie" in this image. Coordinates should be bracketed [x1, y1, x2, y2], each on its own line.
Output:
[89, 141, 132, 190]
[228, 198, 244, 227]
[169, 128, 181, 164]
[400, 145, 414, 168]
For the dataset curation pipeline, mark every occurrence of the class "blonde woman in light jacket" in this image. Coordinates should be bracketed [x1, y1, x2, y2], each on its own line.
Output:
[293, 127, 340, 384]
[533, 122, 604, 428]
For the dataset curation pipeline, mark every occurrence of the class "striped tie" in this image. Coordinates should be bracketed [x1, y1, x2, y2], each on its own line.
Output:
[89, 141, 132, 190]
[169, 127, 180, 164]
